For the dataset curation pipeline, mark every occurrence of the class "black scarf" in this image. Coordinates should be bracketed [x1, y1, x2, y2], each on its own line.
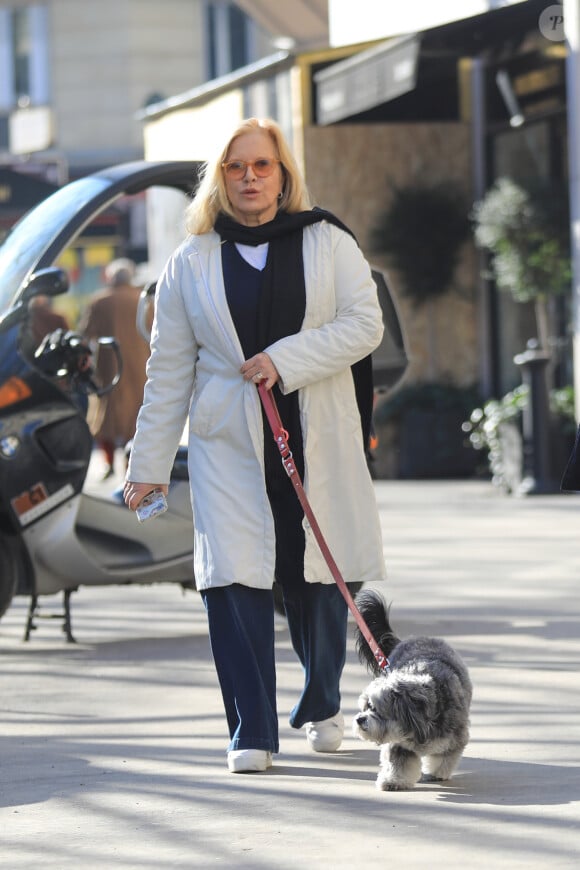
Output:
[214, 209, 374, 450]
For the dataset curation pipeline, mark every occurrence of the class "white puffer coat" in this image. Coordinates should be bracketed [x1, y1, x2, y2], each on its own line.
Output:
[127, 221, 387, 590]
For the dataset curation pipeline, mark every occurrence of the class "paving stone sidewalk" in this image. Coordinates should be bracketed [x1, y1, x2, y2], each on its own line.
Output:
[1, 479, 579, 868]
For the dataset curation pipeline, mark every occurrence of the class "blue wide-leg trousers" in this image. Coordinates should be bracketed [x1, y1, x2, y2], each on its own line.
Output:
[201, 580, 347, 753]
[201, 408, 348, 754]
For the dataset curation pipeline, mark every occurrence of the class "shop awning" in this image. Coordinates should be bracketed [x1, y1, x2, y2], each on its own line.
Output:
[314, 0, 548, 125]
[314, 34, 419, 125]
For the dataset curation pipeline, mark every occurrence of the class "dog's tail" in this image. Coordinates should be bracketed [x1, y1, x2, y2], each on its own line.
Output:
[354, 588, 400, 676]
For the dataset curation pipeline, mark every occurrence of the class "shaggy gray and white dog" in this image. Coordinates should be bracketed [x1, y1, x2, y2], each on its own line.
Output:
[353, 589, 472, 791]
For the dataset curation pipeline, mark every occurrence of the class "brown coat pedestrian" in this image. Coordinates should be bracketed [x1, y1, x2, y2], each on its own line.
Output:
[80, 260, 150, 449]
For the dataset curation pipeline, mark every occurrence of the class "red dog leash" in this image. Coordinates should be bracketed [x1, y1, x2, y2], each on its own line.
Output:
[258, 382, 390, 675]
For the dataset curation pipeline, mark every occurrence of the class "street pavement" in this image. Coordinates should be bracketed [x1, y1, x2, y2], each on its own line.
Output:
[1, 470, 579, 869]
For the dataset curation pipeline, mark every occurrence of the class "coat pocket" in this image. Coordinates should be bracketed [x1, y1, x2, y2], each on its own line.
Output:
[189, 376, 231, 437]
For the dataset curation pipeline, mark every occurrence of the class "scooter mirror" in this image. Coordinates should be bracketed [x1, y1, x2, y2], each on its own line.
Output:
[136, 281, 156, 342]
[21, 267, 69, 303]
[91, 335, 123, 396]
[0, 268, 70, 333]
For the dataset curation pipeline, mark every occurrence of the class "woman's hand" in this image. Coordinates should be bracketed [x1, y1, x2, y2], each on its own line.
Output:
[240, 352, 280, 390]
[123, 481, 168, 511]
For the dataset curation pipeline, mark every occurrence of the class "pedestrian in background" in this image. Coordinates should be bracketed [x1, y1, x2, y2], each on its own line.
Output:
[123, 117, 386, 773]
[25, 294, 70, 351]
[80, 258, 150, 479]
[0, 295, 69, 382]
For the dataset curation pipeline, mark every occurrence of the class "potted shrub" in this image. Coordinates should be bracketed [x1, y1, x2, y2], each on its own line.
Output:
[370, 181, 472, 307]
[370, 181, 475, 478]
[371, 181, 472, 379]
[375, 381, 481, 479]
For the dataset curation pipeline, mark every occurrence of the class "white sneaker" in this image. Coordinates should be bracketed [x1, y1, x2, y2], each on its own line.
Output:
[305, 711, 344, 752]
[227, 749, 273, 773]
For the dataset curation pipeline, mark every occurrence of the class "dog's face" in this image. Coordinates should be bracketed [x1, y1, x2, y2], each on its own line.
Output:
[353, 678, 401, 745]
[353, 671, 436, 747]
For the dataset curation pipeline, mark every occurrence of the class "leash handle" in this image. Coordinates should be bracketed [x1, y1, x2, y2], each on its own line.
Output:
[258, 382, 390, 675]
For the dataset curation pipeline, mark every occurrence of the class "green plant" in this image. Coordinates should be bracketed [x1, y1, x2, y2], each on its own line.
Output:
[462, 385, 529, 489]
[463, 383, 576, 490]
[370, 182, 471, 306]
[550, 384, 577, 439]
[471, 177, 571, 348]
[550, 383, 574, 418]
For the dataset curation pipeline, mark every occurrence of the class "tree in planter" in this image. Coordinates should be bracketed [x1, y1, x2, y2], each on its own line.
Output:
[370, 181, 472, 380]
[471, 178, 572, 493]
[471, 177, 571, 351]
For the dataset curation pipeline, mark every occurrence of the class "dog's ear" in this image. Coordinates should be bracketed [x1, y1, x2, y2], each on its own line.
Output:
[357, 690, 369, 711]
[390, 675, 434, 745]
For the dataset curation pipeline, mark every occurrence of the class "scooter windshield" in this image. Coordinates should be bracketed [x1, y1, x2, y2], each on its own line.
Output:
[0, 176, 111, 316]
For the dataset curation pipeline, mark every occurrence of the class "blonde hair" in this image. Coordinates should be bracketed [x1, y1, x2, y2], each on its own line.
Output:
[185, 117, 312, 235]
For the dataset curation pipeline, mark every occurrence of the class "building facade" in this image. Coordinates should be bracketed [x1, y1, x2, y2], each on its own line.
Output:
[0, 0, 273, 292]
[0, 0, 274, 172]
[1, 0, 571, 479]
[322, 0, 569, 401]
[139, 0, 572, 481]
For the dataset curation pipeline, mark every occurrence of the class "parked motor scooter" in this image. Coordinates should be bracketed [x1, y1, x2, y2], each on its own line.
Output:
[0, 267, 195, 642]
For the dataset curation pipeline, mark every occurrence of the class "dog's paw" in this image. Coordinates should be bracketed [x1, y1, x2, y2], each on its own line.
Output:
[377, 780, 414, 791]
[376, 775, 414, 792]
[419, 773, 445, 784]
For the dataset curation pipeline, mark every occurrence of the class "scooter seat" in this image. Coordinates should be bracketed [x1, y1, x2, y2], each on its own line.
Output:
[124, 440, 189, 483]
[171, 445, 189, 480]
